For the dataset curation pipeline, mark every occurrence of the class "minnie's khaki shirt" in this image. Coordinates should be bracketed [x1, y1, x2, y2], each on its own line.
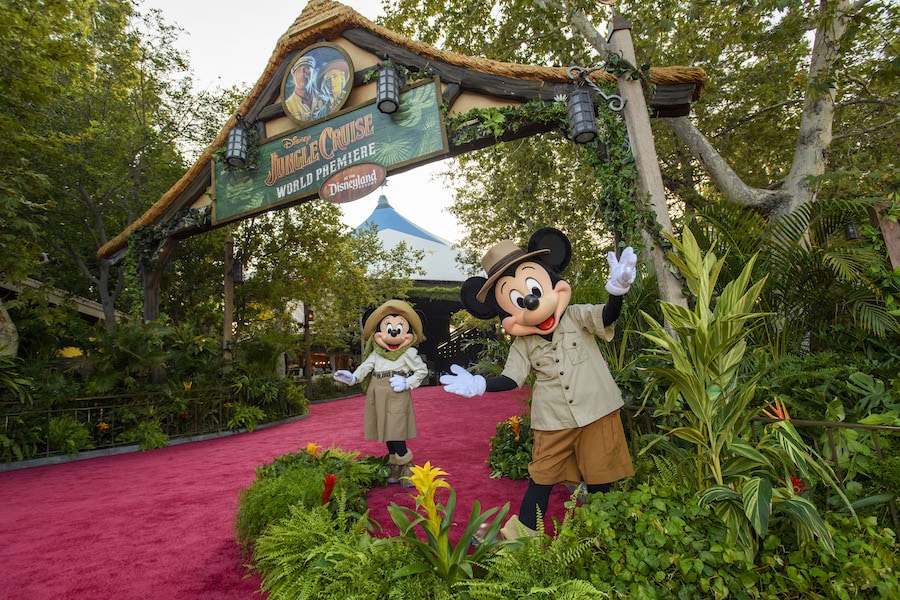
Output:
[500, 304, 622, 431]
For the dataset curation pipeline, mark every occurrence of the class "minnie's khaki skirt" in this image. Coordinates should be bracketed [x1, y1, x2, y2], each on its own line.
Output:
[364, 376, 418, 442]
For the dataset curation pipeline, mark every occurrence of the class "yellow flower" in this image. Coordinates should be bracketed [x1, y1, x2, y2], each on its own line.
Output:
[303, 442, 323, 456]
[182, 381, 193, 390]
[406, 461, 450, 537]
[96, 422, 109, 432]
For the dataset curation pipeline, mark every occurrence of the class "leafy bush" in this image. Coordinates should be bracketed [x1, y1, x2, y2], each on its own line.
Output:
[47, 415, 94, 455]
[557, 483, 899, 599]
[486, 413, 533, 480]
[117, 420, 168, 450]
[253, 503, 454, 600]
[235, 445, 385, 554]
[225, 401, 265, 432]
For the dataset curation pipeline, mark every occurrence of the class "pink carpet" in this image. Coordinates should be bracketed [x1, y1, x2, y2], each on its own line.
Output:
[0, 386, 570, 600]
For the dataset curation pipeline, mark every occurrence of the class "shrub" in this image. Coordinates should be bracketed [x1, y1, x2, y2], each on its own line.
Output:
[117, 420, 168, 450]
[235, 445, 385, 554]
[486, 413, 533, 480]
[48, 415, 95, 455]
[225, 401, 265, 432]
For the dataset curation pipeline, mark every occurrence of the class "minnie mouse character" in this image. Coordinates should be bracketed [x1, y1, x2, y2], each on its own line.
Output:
[334, 300, 428, 486]
[441, 228, 636, 538]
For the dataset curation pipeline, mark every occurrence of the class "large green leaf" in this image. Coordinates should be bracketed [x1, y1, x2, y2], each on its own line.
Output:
[777, 496, 835, 556]
[741, 476, 773, 537]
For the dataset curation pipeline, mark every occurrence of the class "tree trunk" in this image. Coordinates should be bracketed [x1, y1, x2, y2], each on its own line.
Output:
[608, 16, 687, 309]
[0, 299, 18, 357]
[777, 0, 853, 218]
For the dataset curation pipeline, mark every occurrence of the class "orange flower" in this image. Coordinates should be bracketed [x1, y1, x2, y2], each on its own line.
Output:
[303, 442, 323, 456]
[96, 422, 109, 432]
[762, 397, 791, 421]
[507, 415, 521, 440]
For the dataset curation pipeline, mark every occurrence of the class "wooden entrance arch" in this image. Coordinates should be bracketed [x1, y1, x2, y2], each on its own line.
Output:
[97, 0, 705, 330]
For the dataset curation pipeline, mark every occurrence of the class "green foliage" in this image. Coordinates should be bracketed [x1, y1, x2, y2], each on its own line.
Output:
[48, 415, 94, 455]
[0, 415, 42, 463]
[116, 420, 168, 451]
[553, 483, 899, 599]
[235, 446, 385, 555]
[253, 503, 453, 600]
[385, 471, 511, 587]
[0, 354, 33, 404]
[639, 229, 850, 557]
[225, 402, 265, 433]
[486, 414, 533, 480]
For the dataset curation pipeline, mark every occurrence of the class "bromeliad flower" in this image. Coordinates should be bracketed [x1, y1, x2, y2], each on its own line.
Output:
[762, 397, 791, 421]
[507, 415, 521, 440]
[96, 422, 109, 433]
[303, 442, 323, 456]
[322, 473, 337, 505]
[406, 461, 450, 537]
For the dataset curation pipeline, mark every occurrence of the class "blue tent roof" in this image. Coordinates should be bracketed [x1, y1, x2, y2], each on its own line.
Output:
[355, 195, 447, 245]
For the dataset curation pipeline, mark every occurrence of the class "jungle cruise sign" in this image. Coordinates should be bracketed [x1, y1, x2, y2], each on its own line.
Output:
[212, 77, 448, 225]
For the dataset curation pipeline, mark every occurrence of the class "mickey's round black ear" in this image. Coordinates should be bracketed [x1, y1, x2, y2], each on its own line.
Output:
[528, 227, 571, 273]
[460, 277, 498, 320]
[415, 309, 427, 330]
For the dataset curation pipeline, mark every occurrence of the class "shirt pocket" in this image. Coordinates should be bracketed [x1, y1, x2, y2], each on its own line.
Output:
[531, 345, 558, 382]
[562, 334, 589, 365]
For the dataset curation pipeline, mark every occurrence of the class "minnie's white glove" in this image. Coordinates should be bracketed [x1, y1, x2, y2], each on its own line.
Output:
[440, 364, 486, 398]
[333, 370, 356, 386]
[605, 246, 637, 295]
[390, 374, 410, 392]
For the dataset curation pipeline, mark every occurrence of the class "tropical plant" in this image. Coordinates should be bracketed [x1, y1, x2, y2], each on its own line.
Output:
[384, 461, 511, 586]
[48, 415, 95, 455]
[225, 402, 265, 433]
[116, 419, 168, 451]
[0, 354, 33, 404]
[639, 229, 851, 557]
[486, 414, 533, 480]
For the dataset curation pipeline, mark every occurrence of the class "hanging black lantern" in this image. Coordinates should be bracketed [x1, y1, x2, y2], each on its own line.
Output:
[231, 258, 244, 284]
[377, 64, 401, 114]
[224, 119, 249, 167]
[568, 87, 597, 144]
[844, 220, 861, 241]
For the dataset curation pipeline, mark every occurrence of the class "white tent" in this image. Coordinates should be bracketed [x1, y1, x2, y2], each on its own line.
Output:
[354, 195, 471, 282]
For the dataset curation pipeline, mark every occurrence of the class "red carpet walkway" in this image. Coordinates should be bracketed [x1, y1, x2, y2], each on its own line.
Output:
[0, 386, 570, 600]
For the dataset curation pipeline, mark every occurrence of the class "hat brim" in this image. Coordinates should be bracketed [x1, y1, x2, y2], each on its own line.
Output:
[475, 248, 549, 303]
[363, 300, 423, 340]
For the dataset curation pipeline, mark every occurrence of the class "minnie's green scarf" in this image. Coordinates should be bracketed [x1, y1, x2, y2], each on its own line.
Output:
[358, 333, 419, 391]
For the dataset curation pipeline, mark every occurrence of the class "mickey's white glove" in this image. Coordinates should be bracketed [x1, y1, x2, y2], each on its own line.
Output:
[440, 364, 486, 398]
[390, 374, 410, 392]
[605, 246, 637, 295]
[333, 370, 356, 386]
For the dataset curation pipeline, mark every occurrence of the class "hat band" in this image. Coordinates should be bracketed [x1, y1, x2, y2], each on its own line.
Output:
[486, 249, 527, 278]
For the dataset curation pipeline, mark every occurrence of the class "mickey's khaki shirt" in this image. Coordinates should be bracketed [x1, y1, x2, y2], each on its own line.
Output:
[500, 304, 623, 431]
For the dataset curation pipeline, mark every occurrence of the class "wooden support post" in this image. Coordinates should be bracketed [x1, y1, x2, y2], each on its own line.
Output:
[607, 13, 687, 310]
[223, 234, 235, 365]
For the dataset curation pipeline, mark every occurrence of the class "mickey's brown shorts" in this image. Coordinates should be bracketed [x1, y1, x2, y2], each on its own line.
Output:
[528, 410, 634, 486]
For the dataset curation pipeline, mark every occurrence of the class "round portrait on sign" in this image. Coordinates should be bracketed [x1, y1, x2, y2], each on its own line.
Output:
[281, 43, 354, 126]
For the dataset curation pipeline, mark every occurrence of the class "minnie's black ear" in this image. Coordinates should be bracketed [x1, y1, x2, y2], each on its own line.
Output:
[460, 277, 498, 320]
[361, 306, 376, 329]
[528, 227, 571, 273]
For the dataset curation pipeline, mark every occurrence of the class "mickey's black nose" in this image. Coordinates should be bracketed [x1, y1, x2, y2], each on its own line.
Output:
[524, 294, 540, 311]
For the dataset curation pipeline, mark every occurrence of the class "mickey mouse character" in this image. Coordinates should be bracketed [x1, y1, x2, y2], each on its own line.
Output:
[441, 228, 636, 538]
[334, 300, 428, 486]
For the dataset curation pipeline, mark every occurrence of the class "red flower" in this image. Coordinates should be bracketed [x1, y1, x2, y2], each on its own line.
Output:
[789, 474, 811, 495]
[322, 474, 337, 505]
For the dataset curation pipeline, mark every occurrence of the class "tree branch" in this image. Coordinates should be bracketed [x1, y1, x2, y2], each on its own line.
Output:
[832, 116, 900, 140]
[712, 99, 803, 139]
[663, 116, 785, 212]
